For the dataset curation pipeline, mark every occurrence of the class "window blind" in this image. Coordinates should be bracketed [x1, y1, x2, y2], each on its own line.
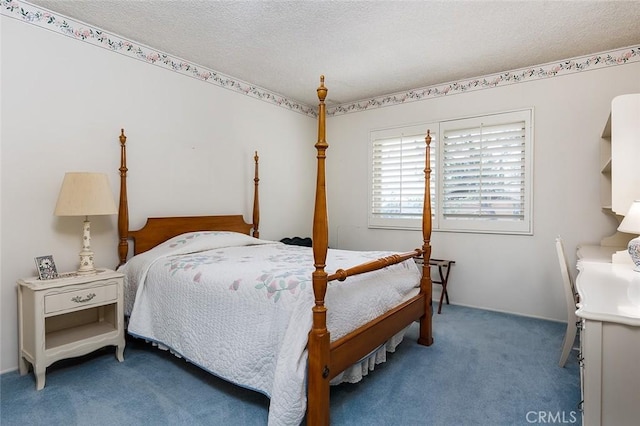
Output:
[371, 133, 435, 221]
[441, 121, 526, 221]
[368, 109, 532, 234]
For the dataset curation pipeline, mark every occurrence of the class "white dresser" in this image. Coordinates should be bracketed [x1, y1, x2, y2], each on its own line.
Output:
[575, 247, 640, 426]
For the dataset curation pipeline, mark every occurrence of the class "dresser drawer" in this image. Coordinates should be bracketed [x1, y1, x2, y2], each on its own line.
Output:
[45, 283, 118, 314]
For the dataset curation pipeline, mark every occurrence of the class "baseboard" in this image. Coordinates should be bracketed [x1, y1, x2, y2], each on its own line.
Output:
[447, 301, 565, 323]
[1, 366, 19, 375]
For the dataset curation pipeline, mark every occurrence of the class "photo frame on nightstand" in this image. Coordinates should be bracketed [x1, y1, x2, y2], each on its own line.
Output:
[35, 255, 58, 280]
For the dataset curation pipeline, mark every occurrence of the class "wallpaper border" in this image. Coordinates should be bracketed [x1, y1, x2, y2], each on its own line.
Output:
[3, 0, 639, 118]
[329, 45, 640, 116]
[1, 0, 317, 117]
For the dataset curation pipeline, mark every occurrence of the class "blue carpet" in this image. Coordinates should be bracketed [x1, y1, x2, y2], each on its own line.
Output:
[1, 304, 581, 425]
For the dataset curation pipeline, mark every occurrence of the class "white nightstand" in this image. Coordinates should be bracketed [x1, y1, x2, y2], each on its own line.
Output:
[17, 269, 125, 390]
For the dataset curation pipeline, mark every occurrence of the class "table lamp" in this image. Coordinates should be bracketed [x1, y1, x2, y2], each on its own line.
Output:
[54, 172, 118, 275]
[618, 200, 640, 272]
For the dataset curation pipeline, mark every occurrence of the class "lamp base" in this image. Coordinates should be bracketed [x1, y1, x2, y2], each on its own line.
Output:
[76, 218, 97, 275]
[628, 236, 640, 272]
[77, 250, 97, 275]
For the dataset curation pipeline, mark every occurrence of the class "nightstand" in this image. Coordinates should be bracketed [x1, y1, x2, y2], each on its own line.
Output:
[17, 269, 125, 390]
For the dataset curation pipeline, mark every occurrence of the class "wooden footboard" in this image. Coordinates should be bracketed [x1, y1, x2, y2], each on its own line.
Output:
[307, 76, 433, 425]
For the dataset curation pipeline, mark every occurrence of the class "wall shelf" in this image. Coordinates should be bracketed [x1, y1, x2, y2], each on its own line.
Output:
[599, 94, 640, 249]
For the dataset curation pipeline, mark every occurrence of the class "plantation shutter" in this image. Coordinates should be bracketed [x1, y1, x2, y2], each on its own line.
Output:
[371, 132, 435, 222]
[441, 120, 526, 221]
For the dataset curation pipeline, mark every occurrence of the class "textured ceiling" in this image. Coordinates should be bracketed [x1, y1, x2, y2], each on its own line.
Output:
[26, 0, 640, 107]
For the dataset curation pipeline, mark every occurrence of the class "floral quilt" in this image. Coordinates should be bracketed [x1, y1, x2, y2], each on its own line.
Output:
[120, 231, 421, 425]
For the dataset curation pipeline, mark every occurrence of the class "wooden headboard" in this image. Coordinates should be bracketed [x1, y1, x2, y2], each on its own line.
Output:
[116, 130, 260, 266]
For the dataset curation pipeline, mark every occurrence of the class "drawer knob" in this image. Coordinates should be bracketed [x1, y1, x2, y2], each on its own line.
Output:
[71, 293, 96, 303]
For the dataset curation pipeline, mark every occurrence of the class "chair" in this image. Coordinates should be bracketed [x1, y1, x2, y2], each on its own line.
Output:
[556, 237, 579, 367]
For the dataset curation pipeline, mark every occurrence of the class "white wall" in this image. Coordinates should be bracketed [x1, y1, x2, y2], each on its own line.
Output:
[326, 63, 640, 322]
[1, 17, 316, 372]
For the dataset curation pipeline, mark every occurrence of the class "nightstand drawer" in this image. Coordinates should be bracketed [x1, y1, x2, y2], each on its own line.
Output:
[45, 283, 118, 314]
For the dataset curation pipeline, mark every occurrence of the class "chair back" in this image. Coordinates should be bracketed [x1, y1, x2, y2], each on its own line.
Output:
[555, 237, 578, 316]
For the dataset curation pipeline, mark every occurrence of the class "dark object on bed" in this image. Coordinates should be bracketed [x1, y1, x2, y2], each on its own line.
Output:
[280, 237, 312, 247]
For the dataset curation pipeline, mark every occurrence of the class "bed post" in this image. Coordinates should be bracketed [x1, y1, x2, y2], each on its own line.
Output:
[308, 76, 331, 426]
[418, 130, 434, 346]
[253, 151, 260, 238]
[117, 129, 129, 268]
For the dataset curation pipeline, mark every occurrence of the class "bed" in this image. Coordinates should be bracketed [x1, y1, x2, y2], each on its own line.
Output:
[116, 76, 434, 425]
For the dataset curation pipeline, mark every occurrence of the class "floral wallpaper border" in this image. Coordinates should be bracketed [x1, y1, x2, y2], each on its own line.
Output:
[329, 45, 639, 117]
[1, 0, 317, 117]
[3, 0, 639, 118]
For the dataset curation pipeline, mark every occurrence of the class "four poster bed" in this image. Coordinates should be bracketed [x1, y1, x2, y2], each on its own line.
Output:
[116, 77, 433, 425]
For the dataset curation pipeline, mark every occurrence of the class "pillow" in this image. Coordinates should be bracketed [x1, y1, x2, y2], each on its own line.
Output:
[158, 231, 275, 255]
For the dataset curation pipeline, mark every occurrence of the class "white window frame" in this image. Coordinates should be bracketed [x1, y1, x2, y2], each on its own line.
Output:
[368, 109, 534, 235]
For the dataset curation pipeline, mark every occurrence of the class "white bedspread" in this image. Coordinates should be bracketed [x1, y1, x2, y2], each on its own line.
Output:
[120, 231, 421, 425]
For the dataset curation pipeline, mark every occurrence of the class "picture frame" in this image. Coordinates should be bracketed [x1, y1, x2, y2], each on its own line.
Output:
[35, 255, 58, 280]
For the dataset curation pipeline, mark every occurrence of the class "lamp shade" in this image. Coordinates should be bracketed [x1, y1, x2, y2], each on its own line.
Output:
[54, 172, 117, 217]
[618, 200, 640, 234]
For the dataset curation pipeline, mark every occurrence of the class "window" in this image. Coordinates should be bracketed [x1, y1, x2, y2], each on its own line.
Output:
[369, 123, 437, 230]
[368, 109, 533, 234]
